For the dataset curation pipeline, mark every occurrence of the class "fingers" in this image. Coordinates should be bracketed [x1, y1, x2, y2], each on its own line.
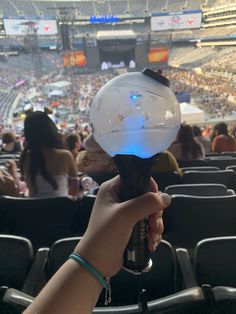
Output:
[150, 177, 158, 193]
[98, 176, 171, 226]
[148, 214, 164, 251]
[121, 192, 171, 225]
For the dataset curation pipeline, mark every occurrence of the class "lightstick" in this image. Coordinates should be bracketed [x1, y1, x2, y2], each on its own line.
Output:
[90, 68, 181, 274]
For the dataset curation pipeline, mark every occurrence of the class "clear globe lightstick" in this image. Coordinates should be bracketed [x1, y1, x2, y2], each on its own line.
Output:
[90, 68, 181, 275]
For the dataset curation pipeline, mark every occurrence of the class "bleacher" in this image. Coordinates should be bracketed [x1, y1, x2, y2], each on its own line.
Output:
[0, 90, 18, 123]
[1, 0, 224, 18]
[14, 0, 37, 16]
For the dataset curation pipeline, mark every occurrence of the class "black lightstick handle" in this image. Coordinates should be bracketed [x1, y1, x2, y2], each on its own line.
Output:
[113, 154, 158, 275]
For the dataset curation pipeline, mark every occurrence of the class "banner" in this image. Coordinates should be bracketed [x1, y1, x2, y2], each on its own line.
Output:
[151, 10, 202, 31]
[3, 18, 58, 35]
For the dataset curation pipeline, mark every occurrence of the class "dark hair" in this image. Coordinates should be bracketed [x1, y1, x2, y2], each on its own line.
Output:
[65, 134, 80, 151]
[176, 124, 203, 159]
[214, 122, 228, 136]
[192, 125, 202, 137]
[20, 111, 63, 192]
[2, 132, 16, 144]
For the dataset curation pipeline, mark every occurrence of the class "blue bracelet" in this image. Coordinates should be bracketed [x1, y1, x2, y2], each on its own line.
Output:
[69, 252, 111, 305]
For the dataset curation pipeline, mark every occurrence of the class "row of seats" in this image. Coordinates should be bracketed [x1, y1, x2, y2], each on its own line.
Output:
[1, 235, 236, 313]
[1, 191, 236, 254]
[178, 157, 236, 170]
[0, 195, 94, 251]
[90, 168, 236, 191]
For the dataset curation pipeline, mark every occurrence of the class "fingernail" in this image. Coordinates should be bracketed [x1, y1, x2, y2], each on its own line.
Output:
[160, 193, 171, 206]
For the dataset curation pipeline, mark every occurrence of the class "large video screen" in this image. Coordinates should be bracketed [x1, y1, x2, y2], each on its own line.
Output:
[3, 18, 58, 35]
[148, 47, 169, 63]
[151, 10, 202, 31]
[63, 51, 87, 68]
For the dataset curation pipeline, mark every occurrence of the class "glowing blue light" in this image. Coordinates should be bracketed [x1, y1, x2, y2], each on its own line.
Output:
[130, 95, 138, 101]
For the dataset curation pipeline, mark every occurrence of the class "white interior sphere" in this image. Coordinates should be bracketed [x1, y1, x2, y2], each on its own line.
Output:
[90, 72, 181, 158]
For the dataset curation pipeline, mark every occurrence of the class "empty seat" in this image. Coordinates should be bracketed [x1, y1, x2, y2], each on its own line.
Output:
[78, 194, 96, 234]
[32, 237, 182, 307]
[195, 237, 236, 288]
[151, 171, 181, 191]
[180, 170, 236, 190]
[0, 235, 33, 290]
[86, 172, 117, 185]
[206, 158, 236, 170]
[226, 165, 236, 172]
[178, 160, 207, 168]
[180, 166, 220, 173]
[164, 183, 234, 196]
[163, 194, 236, 252]
[0, 196, 79, 251]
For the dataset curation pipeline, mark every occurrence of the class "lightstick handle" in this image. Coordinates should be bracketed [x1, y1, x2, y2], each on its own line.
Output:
[113, 154, 158, 275]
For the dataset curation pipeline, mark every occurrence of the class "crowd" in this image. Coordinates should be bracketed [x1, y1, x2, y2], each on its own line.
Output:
[164, 68, 236, 119]
[0, 66, 235, 312]
[0, 109, 236, 199]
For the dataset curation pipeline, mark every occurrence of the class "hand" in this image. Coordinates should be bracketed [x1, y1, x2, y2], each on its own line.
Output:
[75, 176, 171, 277]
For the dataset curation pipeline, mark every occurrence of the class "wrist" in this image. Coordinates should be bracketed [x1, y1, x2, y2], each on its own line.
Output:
[74, 237, 122, 278]
[69, 252, 111, 305]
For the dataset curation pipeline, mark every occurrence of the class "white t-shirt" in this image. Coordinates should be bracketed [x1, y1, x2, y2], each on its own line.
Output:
[28, 174, 69, 198]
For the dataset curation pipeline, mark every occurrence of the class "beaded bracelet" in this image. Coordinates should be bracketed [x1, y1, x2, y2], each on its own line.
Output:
[69, 252, 111, 305]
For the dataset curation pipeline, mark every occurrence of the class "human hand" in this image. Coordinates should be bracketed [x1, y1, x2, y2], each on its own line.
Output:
[75, 176, 170, 277]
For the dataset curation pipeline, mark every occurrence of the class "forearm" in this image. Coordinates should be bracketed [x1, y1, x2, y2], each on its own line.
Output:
[23, 259, 102, 314]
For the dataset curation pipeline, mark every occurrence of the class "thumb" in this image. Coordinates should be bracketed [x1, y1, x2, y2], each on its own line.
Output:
[120, 192, 171, 225]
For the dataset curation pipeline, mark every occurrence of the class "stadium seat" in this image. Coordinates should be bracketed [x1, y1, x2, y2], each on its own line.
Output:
[0, 235, 34, 291]
[3, 286, 206, 314]
[195, 237, 236, 288]
[34, 238, 181, 306]
[180, 170, 236, 190]
[177, 245, 236, 313]
[78, 194, 96, 235]
[221, 152, 236, 157]
[151, 171, 181, 191]
[178, 160, 208, 168]
[226, 165, 236, 172]
[179, 236, 236, 313]
[205, 158, 236, 170]
[86, 172, 117, 185]
[0, 235, 48, 314]
[2, 237, 206, 313]
[164, 183, 234, 196]
[163, 194, 236, 253]
[0, 196, 79, 251]
[180, 166, 220, 173]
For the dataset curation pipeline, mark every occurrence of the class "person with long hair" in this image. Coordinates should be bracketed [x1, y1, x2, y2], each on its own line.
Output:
[211, 122, 236, 153]
[65, 133, 81, 160]
[168, 124, 204, 161]
[20, 111, 78, 197]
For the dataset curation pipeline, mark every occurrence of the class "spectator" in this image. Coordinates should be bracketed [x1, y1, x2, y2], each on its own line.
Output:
[192, 125, 211, 155]
[65, 134, 81, 160]
[211, 122, 236, 153]
[0, 160, 19, 196]
[76, 134, 117, 174]
[1, 131, 22, 153]
[20, 111, 78, 198]
[152, 150, 181, 175]
[168, 124, 204, 161]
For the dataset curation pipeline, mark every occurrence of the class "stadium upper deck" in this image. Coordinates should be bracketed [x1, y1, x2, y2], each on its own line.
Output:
[0, 0, 235, 18]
